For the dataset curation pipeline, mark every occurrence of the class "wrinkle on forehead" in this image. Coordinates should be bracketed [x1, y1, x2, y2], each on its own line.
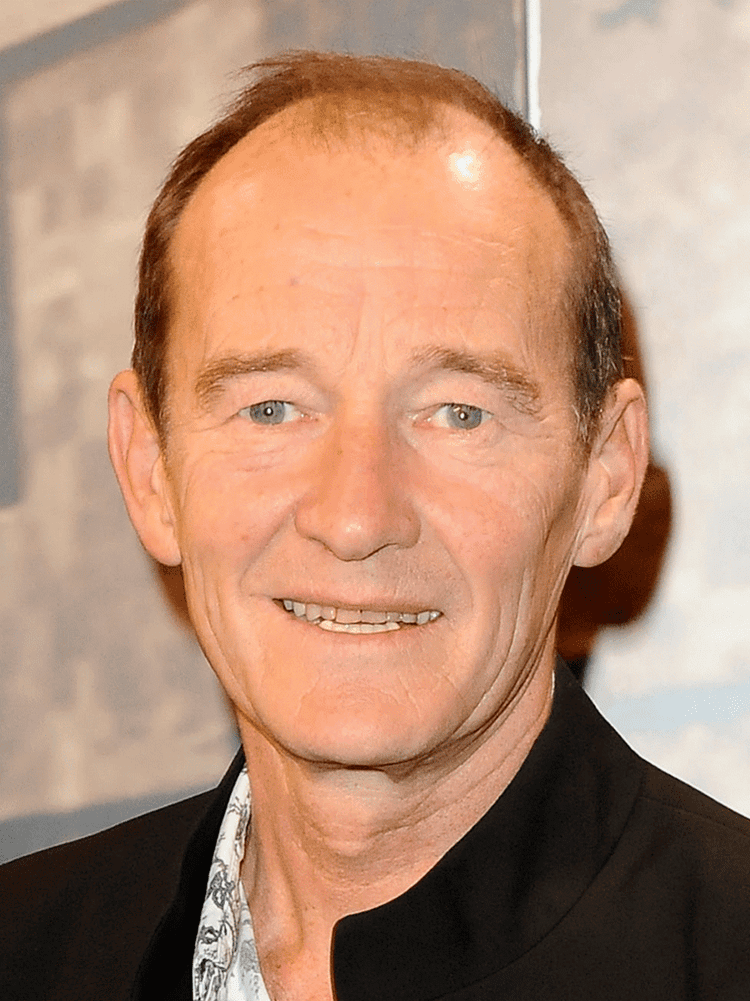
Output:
[168, 103, 574, 388]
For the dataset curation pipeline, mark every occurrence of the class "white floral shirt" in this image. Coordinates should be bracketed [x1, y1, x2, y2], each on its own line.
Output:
[193, 766, 272, 1001]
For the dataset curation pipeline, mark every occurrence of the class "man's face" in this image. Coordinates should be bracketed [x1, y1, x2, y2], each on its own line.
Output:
[156, 107, 595, 769]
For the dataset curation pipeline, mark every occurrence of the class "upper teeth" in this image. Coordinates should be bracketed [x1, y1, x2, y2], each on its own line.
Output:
[281, 599, 440, 631]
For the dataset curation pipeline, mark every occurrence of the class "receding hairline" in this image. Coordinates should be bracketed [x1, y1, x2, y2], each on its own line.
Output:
[176, 90, 573, 237]
[162, 94, 578, 431]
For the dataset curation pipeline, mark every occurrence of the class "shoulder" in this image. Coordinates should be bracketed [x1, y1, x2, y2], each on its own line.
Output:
[641, 759, 750, 833]
[588, 755, 750, 995]
[0, 789, 215, 1001]
[1, 786, 214, 894]
[634, 759, 750, 887]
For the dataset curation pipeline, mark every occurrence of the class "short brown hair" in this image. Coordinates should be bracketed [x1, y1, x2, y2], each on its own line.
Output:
[133, 50, 623, 445]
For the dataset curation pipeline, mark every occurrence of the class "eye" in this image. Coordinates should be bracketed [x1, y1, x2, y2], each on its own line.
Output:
[435, 403, 487, 431]
[239, 401, 294, 425]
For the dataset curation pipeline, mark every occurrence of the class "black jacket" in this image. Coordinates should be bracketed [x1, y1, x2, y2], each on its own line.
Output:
[2, 665, 749, 1000]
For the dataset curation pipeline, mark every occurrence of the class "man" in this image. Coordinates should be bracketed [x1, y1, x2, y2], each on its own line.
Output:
[2, 52, 748, 1001]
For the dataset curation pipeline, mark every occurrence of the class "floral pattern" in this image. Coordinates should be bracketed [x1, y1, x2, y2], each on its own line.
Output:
[193, 767, 271, 1000]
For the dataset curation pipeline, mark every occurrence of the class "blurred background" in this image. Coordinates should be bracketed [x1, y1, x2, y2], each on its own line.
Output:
[1, 0, 748, 863]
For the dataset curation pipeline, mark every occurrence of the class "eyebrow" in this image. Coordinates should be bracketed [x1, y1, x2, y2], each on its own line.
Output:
[194, 349, 308, 408]
[410, 345, 542, 415]
[193, 344, 542, 416]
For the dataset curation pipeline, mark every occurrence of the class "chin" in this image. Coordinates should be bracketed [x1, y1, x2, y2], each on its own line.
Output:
[253, 694, 453, 770]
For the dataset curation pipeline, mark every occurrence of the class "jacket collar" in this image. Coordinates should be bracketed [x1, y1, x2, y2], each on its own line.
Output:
[131, 747, 246, 999]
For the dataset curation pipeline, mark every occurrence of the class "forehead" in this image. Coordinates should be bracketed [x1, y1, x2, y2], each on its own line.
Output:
[168, 103, 572, 374]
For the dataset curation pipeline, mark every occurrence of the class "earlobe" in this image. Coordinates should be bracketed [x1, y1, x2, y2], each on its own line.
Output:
[107, 370, 182, 567]
[574, 378, 649, 568]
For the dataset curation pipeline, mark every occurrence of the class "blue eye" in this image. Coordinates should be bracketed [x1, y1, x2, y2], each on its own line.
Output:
[240, 401, 289, 425]
[441, 403, 485, 430]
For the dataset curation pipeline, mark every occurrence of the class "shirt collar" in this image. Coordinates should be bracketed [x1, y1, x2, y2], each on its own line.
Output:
[193, 767, 271, 1001]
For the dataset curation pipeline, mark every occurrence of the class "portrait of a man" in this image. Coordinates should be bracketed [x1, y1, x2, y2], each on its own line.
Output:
[2, 45, 748, 1001]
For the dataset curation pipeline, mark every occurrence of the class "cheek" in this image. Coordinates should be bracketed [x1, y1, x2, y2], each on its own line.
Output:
[169, 451, 296, 571]
[427, 461, 582, 599]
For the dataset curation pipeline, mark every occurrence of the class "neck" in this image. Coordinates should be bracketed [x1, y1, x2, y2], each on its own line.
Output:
[236, 656, 555, 1000]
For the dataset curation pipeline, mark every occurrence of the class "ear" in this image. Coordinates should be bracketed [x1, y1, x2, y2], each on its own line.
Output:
[574, 378, 649, 568]
[107, 370, 182, 567]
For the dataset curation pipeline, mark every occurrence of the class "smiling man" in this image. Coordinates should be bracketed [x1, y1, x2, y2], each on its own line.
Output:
[2, 52, 749, 1001]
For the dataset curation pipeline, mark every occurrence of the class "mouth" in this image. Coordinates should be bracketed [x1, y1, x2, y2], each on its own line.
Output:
[277, 599, 442, 634]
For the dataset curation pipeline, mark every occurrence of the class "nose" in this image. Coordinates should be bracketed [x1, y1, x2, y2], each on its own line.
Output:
[294, 418, 420, 561]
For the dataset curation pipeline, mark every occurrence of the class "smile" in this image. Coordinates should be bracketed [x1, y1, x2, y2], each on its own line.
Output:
[280, 600, 441, 633]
